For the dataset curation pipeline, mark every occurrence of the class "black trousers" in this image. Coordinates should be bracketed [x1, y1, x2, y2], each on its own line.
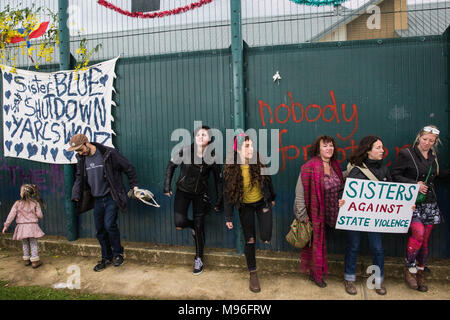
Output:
[238, 200, 273, 271]
[174, 189, 207, 259]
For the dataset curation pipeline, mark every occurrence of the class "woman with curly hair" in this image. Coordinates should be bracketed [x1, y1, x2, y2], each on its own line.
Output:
[223, 131, 276, 293]
[296, 135, 344, 288]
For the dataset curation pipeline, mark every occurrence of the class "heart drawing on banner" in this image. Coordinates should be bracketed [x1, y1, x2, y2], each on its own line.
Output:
[5, 121, 12, 130]
[27, 143, 38, 158]
[5, 90, 11, 99]
[14, 143, 24, 156]
[41, 145, 48, 159]
[50, 148, 59, 161]
[63, 149, 74, 162]
[3, 72, 13, 84]
[5, 140, 12, 151]
[3, 104, 11, 115]
[99, 74, 109, 86]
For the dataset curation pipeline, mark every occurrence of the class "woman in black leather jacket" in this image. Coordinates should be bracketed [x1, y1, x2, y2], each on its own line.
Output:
[391, 125, 449, 292]
[163, 125, 223, 275]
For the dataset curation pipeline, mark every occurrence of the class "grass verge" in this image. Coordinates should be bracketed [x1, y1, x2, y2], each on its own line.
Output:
[0, 280, 145, 300]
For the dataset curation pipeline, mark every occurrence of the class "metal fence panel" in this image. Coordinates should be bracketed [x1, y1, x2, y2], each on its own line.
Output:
[245, 36, 449, 257]
[0, 0, 449, 259]
[77, 51, 235, 249]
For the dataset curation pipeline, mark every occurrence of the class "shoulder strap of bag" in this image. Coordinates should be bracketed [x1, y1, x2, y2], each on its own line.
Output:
[356, 163, 379, 181]
[346, 162, 354, 173]
[432, 151, 440, 176]
[423, 165, 433, 183]
[343, 162, 354, 179]
[406, 148, 419, 182]
[435, 157, 439, 176]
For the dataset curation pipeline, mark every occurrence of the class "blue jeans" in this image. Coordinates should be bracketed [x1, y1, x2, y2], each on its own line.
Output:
[93, 193, 123, 260]
[344, 231, 384, 285]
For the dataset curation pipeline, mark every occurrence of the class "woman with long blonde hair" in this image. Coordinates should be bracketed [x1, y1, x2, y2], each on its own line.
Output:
[391, 125, 449, 292]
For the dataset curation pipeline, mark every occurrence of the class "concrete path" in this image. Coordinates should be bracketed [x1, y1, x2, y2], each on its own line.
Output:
[1, 247, 449, 300]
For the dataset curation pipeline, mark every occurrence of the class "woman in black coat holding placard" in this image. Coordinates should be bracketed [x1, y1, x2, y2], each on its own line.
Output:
[343, 135, 391, 296]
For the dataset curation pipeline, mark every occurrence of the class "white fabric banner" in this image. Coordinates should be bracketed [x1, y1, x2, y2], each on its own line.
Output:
[2, 57, 118, 164]
[335, 178, 419, 233]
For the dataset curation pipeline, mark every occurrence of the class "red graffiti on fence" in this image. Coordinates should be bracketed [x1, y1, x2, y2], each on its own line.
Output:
[278, 128, 411, 171]
[259, 90, 410, 171]
[259, 90, 358, 140]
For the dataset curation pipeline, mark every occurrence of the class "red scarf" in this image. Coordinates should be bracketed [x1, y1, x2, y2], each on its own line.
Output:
[299, 156, 343, 282]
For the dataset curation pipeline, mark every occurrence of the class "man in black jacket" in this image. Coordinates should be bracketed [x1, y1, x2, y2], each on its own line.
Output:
[68, 134, 139, 272]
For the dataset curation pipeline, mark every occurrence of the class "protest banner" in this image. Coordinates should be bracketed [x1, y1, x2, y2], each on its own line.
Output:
[2, 57, 118, 164]
[335, 178, 419, 233]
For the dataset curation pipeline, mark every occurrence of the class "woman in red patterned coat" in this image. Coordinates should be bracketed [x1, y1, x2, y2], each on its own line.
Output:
[295, 135, 344, 288]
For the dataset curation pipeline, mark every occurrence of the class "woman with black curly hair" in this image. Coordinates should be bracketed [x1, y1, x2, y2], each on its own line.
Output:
[223, 131, 276, 293]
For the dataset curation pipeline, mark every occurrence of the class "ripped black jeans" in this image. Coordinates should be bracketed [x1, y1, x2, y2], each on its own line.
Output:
[238, 200, 273, 271]
[174, 189, 207, 259]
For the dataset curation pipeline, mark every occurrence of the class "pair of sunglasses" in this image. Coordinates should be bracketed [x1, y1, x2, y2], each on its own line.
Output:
[423, 126, 440, 135]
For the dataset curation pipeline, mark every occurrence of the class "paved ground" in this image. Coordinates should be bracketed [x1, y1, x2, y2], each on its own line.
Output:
[1, 247, 450, 300]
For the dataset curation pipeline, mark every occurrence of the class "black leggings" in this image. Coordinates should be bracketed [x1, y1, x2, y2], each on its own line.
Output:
[238, 200, 273, 271]
[174, 189, 207, 259]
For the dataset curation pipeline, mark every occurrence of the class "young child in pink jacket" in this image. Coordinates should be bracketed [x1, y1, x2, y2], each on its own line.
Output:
[2, 184, 45, 268]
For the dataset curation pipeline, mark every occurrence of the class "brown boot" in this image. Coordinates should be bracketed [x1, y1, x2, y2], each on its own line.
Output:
[249, 271, 261, 293]
[309, 274, 327, 288]
[32, 260, 42, 269]
[375, 282, 387, 295]
[24, 260, 31, 266]
[405, 268, 418, 290]
[416, 269, 428, 292]
[344, 280, 357, 295]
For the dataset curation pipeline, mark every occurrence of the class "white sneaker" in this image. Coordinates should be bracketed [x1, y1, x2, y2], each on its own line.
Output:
[193, 257, 203, 275]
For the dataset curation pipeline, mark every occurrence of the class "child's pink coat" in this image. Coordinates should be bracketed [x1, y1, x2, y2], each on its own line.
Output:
[4, 200, 45, 240]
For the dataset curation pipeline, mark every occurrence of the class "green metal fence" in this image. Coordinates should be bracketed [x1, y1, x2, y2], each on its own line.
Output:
[0, 0, 449, 258]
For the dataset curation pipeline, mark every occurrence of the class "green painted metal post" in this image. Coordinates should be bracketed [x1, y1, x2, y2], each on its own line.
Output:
[59, 0, 78, 241]
[230, 0, 245, 254]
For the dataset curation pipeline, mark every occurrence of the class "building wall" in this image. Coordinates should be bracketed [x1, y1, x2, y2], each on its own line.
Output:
[319, 24, 347, 42]
[347, 0, 398, 40]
